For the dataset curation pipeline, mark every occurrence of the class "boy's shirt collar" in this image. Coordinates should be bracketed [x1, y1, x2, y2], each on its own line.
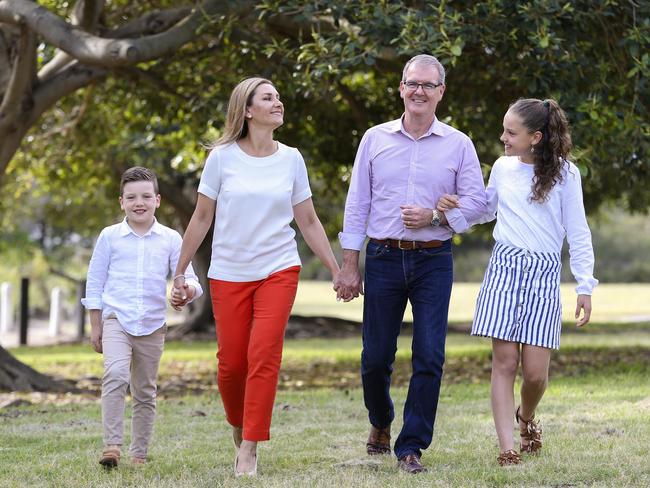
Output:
[119, 217, 163, 237]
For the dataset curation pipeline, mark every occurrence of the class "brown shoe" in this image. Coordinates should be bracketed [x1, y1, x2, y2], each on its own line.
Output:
[397, 453, 426, 474]
[99, 446, 121, 468]
[366, 425, 391, 455]
[497, 449, 522, 466]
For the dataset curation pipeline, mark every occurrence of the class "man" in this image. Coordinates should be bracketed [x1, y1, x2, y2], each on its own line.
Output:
[335, 54, 487, 474]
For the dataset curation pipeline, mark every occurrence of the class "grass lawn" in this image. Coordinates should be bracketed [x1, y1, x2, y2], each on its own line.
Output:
[4, 281, 650, 488]
[1, 373, 649, 487]
[293, 281, 650, 324]
[3, 324, 650, 487]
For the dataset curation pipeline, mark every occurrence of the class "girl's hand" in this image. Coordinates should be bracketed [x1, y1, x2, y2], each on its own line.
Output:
[437, 194, 460, 212]
[575, 294, 592, 327]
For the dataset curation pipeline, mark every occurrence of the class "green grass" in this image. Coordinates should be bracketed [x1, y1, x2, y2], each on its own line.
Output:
[9, 327, 650, 391]
[293, 281, 650, 324]
[4, 307, 650, 486]
[1, 373, 649, 487]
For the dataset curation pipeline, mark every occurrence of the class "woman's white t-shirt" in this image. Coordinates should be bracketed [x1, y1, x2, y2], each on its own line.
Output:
[198, 141, 312, 282]
[477, 156, 598, 295]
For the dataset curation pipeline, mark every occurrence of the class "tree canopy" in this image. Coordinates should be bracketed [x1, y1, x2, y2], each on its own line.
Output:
[0, 0, 648, 389]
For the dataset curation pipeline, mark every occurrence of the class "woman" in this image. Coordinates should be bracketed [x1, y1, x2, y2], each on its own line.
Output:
[171, 77, 340, 476]
[438, 98, 597, 466]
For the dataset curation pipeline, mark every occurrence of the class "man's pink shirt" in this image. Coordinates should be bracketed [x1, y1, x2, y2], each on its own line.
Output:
[340, 116, 487, 250]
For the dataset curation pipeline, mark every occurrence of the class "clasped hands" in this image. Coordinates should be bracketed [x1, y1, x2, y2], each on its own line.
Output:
[170, 275, 195, 311]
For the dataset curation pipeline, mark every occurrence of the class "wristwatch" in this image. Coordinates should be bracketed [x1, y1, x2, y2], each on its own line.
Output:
[431, 209, 441, 227]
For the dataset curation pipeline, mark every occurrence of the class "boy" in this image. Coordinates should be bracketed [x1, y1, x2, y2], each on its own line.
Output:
[82, 166, 203, 467]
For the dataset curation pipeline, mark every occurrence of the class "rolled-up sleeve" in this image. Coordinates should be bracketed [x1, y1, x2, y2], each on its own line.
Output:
[445, 137, 487, 233]
[169, 231, 204, 302]
[82, 230, 109, 310]
[339, 132, 372, 251]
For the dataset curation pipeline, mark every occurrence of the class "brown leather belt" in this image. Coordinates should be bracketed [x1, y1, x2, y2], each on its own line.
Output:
[370, 238, 444, 250]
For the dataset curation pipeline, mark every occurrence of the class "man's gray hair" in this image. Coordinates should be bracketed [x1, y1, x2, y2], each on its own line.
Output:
[402, 54, 446, 84]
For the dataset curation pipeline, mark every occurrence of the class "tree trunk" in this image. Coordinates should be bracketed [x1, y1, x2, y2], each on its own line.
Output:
[0, 345, 67, 392]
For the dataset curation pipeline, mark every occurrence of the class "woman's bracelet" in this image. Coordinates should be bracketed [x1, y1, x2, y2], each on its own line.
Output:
[172, 274, 186, 282]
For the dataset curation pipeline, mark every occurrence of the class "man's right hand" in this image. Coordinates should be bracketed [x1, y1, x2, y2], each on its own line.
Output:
[334, 264, 364, 302]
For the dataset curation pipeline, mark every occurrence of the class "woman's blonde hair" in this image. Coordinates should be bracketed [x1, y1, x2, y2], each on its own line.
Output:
[211, 77, 274, 147]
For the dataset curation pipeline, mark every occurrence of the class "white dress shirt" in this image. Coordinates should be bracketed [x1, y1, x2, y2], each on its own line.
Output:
[477, 156, 598, 295]
[198, 141, 312, 281]
[82, 218, 203, 336]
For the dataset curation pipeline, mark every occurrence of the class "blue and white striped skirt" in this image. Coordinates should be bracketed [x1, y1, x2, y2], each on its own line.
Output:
[471, 242, 562, 349]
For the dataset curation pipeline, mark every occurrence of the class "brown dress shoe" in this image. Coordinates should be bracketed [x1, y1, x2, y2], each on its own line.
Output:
[397, 453, 426, 474]
[366, 425, 391, 455]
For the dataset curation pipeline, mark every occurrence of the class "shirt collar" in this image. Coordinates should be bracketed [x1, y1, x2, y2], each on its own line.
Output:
[392, 115, 447, 138]
[119, 217, 162, 237]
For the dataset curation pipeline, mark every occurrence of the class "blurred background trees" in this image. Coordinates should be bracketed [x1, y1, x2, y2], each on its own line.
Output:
[1, 0, 648, 341]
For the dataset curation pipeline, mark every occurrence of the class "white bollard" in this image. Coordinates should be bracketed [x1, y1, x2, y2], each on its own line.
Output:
[0, 282, 13, 333]
[49, 287, 63, 337]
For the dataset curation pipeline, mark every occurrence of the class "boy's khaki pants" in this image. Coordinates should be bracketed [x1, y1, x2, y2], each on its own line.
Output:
[101, 316, 165, 458]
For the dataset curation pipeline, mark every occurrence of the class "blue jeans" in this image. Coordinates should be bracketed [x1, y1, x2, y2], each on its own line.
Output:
[361, 239, 453, 459]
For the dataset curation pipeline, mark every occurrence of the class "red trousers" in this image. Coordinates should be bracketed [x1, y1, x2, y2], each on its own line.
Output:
[210, 266, 300, 441]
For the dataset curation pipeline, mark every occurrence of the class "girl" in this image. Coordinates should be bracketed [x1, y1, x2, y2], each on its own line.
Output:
[170, 78, 340, 476]
[438, 98, 597, 466]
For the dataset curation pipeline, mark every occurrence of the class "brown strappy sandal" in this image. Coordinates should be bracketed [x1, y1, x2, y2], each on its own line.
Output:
[99, 446, 121, 468]
[516, 406, 542, 453]
[497, 449, 522, 466]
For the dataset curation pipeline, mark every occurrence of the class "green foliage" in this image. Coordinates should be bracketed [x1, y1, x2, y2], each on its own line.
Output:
[1, 0, 648, 274]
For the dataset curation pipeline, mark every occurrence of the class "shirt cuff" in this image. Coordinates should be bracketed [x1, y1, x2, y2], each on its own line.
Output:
[576, 276, 599, 295]
[197, 183, 218, 200]
[338, 232, 367, 251]
[185, 280, 203, 302]
[443, 208, 469, 234]
[291, 189, 312, 206]
[81, 297, 102, 309]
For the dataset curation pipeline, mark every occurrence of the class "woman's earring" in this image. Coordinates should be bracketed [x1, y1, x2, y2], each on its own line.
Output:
[530, 146, 535, 153]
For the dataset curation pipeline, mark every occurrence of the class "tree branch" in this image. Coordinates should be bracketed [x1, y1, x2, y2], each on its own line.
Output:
[104, 7, 191, 38]
[0, 21, 36, 131]
[115, 66, 191, 101]
[0, 62, 106, 174]
[0, 0, 252, 67]
[38, 0, 106, 82]
[72, 0, 105, 31]
[31, 62, 106, 126]
[0, 29, 10, 93]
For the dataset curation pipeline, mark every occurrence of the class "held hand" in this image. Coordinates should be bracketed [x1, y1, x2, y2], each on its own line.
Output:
[437, 194, 460, 212]
[170, 275, 188, 311]
[334, 265, 363, 302]
[575, 294, 592, 327]
[400, 205, 433, 229]
[90, 325, 102, 353]
[171, 283, 193, 310]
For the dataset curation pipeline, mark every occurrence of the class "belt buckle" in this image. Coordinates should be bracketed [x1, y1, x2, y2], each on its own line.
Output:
[398, 240, 415, 250]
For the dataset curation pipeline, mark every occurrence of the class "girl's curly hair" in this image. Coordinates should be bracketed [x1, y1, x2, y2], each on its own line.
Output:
[509, 98, 572, 202]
